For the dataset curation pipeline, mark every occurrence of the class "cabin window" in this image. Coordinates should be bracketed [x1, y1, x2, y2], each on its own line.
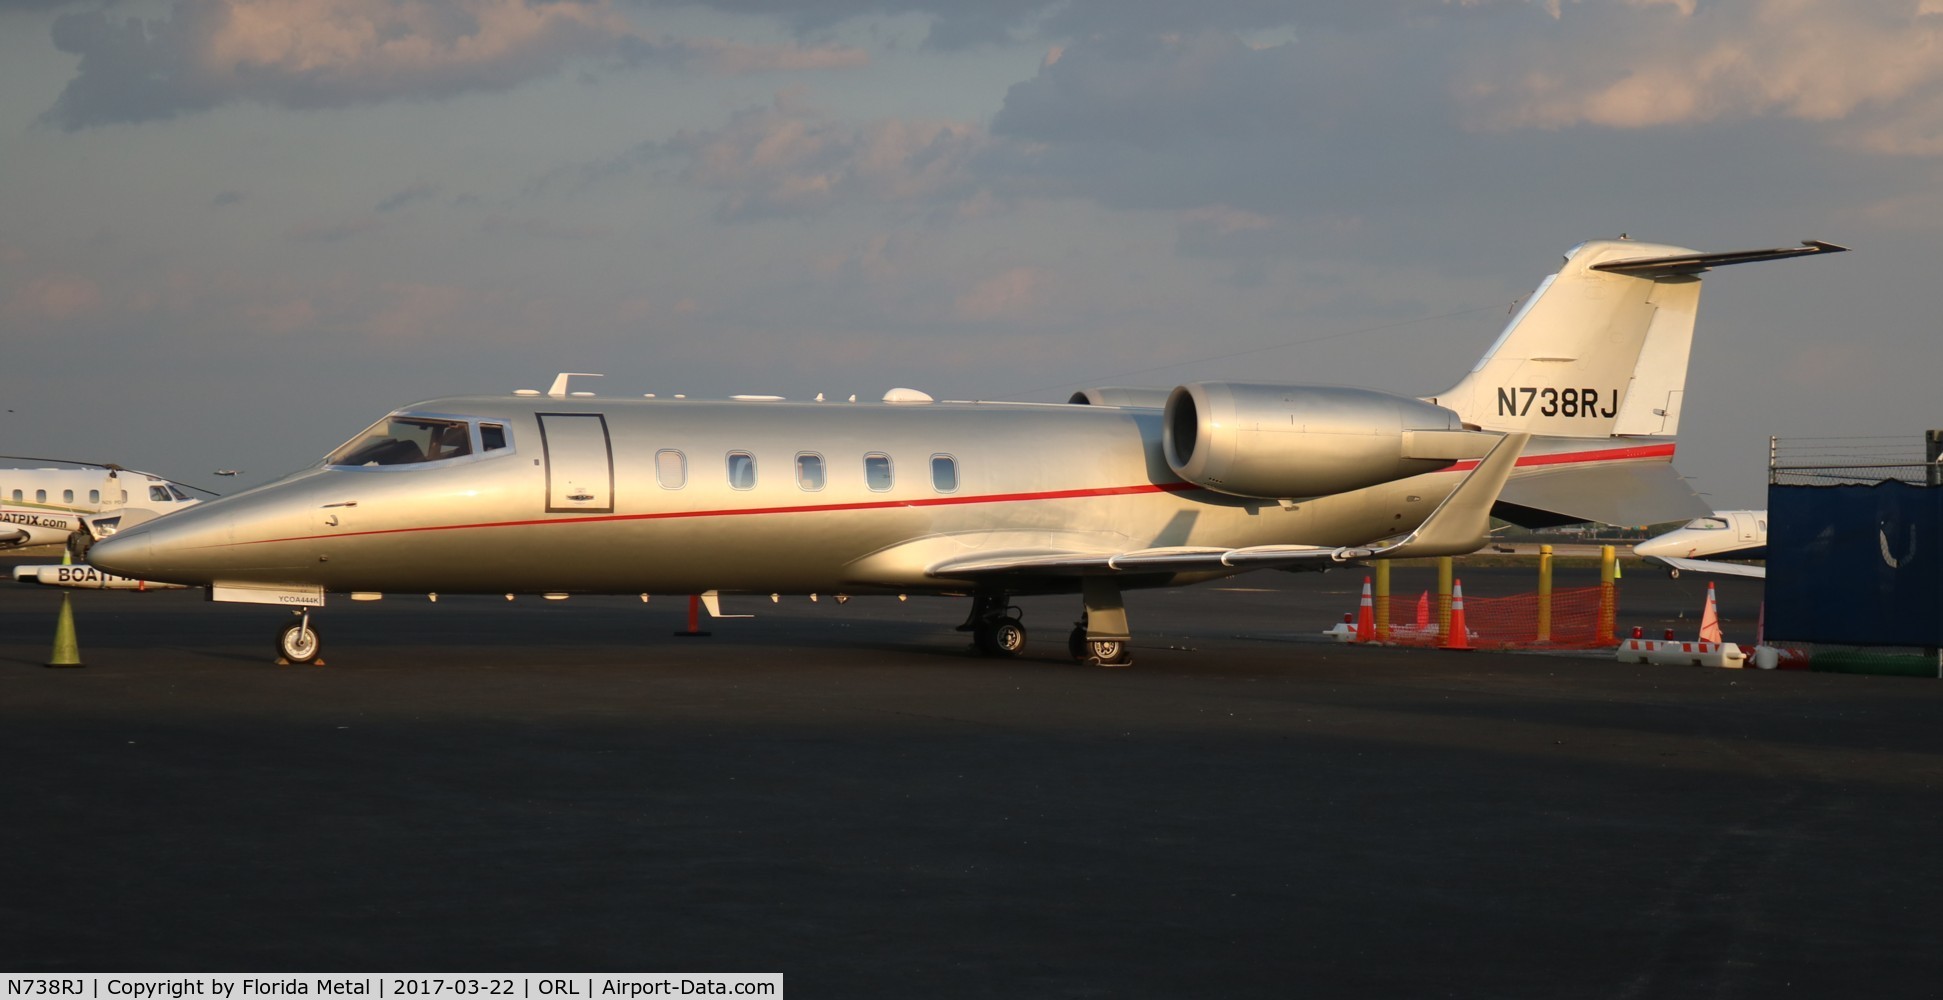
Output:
[8, 490, 19, 502]
[328, 416, 474, 467]
[481, 424, 508, 451]
[727, 451, 757, 490]
[865, 453, 893, 492]
[931, 455, 958, 494]
[89, 490, 100, 504]
[656, 449, 687, 489]
[36, 490, 46, 503]
[796, 453, 826, 492]
[63, 489, 74, 503]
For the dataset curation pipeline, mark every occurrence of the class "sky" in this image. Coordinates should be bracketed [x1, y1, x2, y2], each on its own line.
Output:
[2, 0, 1939, 512]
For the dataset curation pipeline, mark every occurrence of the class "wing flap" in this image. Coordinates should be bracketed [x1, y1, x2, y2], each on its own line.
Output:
[927, 432, 1529, 579]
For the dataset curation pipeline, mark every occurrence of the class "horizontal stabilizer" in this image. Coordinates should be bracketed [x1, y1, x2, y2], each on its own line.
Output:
[1494, 461, 1707, 528]
[1591, 240, 1847, 278]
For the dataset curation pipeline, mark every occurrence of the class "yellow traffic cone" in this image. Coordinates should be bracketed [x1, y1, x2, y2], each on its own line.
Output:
[46, 593, 84, 668]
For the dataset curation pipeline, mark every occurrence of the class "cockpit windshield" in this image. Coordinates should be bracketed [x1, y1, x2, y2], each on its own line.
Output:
[1684, 517, 1729, 531]
[327, 416, 475, 467]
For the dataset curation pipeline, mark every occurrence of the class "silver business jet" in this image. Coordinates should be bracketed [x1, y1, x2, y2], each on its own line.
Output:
[90, 238, 1844, 665]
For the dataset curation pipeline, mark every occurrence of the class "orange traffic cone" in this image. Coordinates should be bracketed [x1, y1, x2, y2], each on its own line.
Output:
[1441, 579, 1473, 651]
[1354, 576, 1375, 642]
[1414, 591, 1431, 630]
[1699, 582, 1722, 644]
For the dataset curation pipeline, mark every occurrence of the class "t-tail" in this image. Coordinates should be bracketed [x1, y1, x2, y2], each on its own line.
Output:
[1430, 238, 1847, 439]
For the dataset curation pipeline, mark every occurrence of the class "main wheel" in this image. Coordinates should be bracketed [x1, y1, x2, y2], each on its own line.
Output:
[975, 618, 1028, 657]
[1071, 633, 1132, 667]
[277, 620, 321, 665]
[1085, 638, 1131, 668]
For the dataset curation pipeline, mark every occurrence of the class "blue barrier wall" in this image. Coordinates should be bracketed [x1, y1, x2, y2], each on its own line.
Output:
[1767, 482, 1943, 646]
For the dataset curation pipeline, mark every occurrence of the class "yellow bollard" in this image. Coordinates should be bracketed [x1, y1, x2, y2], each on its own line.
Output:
[46, 593, 84, 668]
[1537, 544, 1554, 643]
[1437, 556, 1453, 637]
[1598, 544, 1618, 645]
[1374, 560, 1392, 640]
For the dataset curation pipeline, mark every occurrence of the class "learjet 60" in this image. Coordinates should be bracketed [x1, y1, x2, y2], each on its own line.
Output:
[89, 238, 1844, 665]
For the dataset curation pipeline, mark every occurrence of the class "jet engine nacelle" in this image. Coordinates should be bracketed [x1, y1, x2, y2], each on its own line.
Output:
[1163, 382, 1480, 499]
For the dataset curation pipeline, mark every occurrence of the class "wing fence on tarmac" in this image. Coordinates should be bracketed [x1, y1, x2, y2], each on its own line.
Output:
[1380, 585, 1614, 650]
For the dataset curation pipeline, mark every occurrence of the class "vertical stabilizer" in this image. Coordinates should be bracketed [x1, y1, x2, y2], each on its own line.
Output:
[1429, 239, 1845, 439]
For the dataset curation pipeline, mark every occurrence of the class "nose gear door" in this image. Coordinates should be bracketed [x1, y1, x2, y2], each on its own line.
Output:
[538, 413, 615, 513]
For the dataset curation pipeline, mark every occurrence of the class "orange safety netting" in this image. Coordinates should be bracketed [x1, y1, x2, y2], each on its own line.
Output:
[1375, 585, 1616, 650]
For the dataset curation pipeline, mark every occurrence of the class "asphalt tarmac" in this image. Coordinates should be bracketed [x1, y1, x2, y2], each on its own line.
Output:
[3, 559, 1939, 997]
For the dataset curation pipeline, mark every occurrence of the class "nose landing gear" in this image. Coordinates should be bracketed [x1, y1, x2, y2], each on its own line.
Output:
[276, 611, 323, 665]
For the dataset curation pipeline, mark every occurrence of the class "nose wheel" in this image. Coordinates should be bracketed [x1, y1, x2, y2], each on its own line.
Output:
[276, 612, 323, 665]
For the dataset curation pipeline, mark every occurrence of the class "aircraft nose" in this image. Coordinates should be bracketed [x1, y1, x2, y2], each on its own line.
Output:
[87, 529, 155, 578]
[88, 506, 233, 585]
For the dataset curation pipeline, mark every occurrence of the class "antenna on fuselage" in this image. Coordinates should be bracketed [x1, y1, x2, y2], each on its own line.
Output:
[546, 372, 604, 398]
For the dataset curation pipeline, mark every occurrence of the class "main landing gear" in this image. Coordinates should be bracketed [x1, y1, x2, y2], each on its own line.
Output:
[961, 578, 1135, 667]
[277, 610, 323, 665]
[959, 592, 1028, 657]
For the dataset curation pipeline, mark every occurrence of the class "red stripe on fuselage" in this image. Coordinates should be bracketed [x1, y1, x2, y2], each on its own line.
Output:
[240, 441, 1673, 546]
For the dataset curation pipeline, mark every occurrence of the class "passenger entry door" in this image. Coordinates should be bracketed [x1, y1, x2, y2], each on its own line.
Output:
[538, 413, 615, 513]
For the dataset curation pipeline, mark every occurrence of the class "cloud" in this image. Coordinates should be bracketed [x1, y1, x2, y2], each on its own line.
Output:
[1455, 0, 1943, 155]
[375, 181, 441, 214]
[951, 265, 1054, 322]
[39, 0, 866, 130]
[653, 0, 1049, 50]
[3, 273, 105, 327]
[634, 35, 869, 74]
[659, 92, 995, 220]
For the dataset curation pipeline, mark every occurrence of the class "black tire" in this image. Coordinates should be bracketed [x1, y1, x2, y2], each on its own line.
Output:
[975, 618, 1028, 657]
[1070, 632, 1132, 667]
[277, 620, 321, 665]
[1086, 638, 1131, 668]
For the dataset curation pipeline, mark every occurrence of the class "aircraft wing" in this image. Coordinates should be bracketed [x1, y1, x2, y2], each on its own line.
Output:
[928, 433, 1529, 580]
[1648, 556, 1766, 580]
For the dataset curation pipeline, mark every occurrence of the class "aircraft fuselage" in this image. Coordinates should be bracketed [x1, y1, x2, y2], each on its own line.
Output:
[89, 395, 1663, 596]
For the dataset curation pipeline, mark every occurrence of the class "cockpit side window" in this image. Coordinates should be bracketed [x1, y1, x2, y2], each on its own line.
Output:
[481, 424, 508, 451]
[149, 486, 171, 502]
[1685, 517, 1729, 530]
[328, 416, 476, 467]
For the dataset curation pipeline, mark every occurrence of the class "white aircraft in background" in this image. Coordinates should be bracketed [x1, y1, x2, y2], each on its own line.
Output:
[0, 459, 203, 554]
[1633, 509, 1767, 579]
[90, 237, 1843, 665]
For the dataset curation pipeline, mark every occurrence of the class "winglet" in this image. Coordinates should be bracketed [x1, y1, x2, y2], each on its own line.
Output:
[1372, 432, 1530, 560]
